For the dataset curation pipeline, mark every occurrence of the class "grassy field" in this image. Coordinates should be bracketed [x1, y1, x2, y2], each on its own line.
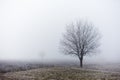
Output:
[1, 67, 120, 80]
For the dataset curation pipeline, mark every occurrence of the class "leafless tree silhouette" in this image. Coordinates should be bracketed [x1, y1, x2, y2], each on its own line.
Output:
[60, 20, 101, 67]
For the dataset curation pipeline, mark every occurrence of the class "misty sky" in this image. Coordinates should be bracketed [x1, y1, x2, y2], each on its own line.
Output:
[0, 0, 120, 63]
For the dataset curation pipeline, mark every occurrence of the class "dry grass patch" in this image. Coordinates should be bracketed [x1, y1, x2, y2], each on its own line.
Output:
[3, 67, 120, 80]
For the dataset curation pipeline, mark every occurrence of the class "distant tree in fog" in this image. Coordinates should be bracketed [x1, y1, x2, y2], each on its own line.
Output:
[60, 20, 101, 67]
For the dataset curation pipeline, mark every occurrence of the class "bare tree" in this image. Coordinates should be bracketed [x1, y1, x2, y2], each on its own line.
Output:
[60, 20, 101, 67]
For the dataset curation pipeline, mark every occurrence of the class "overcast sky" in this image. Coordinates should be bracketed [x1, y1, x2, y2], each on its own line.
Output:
[0, 0, 120, 63]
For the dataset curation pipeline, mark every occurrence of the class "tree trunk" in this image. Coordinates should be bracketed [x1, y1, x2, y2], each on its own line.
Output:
[79, 56, 83, 68]
[80, 58, 83, 68]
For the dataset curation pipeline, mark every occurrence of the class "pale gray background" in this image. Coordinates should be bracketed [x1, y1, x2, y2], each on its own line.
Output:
[0, 0, 120, 63]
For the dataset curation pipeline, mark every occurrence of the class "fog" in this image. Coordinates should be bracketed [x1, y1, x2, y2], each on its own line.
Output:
[0, 0, 120, 63]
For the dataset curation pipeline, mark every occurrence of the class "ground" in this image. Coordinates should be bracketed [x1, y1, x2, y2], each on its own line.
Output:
[1, 66, 120, 80]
